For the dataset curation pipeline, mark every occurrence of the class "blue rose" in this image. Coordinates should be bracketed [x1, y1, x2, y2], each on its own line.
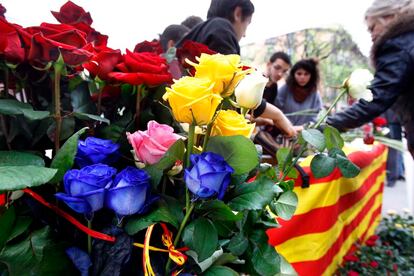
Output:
[76, 137, 120, 168]
[184, 152, 234, 199]
[55, 164, 117, 214]
[105, 166, 156, 216]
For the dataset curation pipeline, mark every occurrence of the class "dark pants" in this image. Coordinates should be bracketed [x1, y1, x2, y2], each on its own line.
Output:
[386, 123, 404, 184]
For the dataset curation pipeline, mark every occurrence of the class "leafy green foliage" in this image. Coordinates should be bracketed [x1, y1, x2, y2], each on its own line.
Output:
[50, 127, 88, 183]
[183, 218, 218, 262]
[301, 129, 326, 152]
[324, 126, 344, 150]
[0, 151, 44, 167]
[0, 166, 57, 192]
[0, 99, 50, 121]
[271, 191, 298, 220]
[310, 154, 336, 178]
[229, 178, 276, 211]
[206, 135, 259, 175]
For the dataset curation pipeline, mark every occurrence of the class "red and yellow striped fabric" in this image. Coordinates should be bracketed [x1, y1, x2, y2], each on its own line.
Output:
[267, 143, 387, 276]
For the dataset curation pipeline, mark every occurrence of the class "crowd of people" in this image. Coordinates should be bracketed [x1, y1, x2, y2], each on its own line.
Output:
[155, 0, 413, 187]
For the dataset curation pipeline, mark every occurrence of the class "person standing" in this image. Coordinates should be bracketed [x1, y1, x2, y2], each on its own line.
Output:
[176, 0, 297, 137]
[276, 59, 323, 126]
[326, 0, 414, 158]
[263, 51, 291, 105]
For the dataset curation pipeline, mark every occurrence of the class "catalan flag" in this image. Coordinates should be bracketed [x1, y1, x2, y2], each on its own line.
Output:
[267, 144, 387, 276]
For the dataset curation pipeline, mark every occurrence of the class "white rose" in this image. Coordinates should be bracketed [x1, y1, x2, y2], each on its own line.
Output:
[345, 69, 374, 102]
[234, 71, 268, 109]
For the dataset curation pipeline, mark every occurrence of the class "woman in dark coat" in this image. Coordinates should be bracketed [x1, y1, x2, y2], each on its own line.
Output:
[327, 0, 414, 158]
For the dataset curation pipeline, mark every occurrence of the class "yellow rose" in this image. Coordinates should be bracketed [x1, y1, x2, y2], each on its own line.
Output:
[211, 110, 255, 138]
[163, 76, 222, 125]
[187, 53, 251, 97]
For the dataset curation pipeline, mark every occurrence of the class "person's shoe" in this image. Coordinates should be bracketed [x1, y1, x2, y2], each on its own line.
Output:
[398, 175, 406, 181]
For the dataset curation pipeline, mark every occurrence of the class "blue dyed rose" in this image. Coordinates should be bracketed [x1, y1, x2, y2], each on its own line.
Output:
[184, 152, 234, 199]
[76, 137, 120, 168]
[105, 166, 156, 216]
[56, 164, 117, 214]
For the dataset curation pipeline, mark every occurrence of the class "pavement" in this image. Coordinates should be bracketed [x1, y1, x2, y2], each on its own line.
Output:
[381, 150, 414, 215]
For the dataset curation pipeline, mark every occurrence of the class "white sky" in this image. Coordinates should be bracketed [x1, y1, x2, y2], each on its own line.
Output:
[2, 0, 374, 56]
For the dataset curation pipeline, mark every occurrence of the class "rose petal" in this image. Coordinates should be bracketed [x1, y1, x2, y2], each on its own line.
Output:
[55, 193, 92, 214]
[106, 185, 147, 216]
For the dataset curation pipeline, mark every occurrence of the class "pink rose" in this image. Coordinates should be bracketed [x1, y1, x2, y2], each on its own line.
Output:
[127, 120, 182, 165]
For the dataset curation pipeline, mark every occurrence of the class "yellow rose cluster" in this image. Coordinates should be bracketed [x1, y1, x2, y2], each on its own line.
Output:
[163, 53, 262, 137]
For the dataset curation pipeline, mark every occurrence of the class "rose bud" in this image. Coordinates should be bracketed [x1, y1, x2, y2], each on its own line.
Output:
[234, 71, 267, 109]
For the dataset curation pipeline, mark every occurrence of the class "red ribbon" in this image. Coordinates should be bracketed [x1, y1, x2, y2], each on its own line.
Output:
[23, 188, 116, 242]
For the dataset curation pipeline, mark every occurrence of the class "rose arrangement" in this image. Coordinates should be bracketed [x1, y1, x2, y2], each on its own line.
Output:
[0, 2, 302, 275]
[0, 2, 369, 275]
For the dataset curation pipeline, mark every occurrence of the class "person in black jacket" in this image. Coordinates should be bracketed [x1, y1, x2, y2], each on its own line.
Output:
[326, 0, 414, 158]
[176, 0, 297, 137]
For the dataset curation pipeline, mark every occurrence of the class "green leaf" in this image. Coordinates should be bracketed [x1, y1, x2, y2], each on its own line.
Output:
[272, 191, 298, 220]
[198, 200, 242, 222]
[183, 218, 218, 262]
[125, 199, 182, 235]
[73, 112, 110, 125]
[7, 216, 32, 242]
[276, 148, 292, 173]
[211, 220, 236, 238]
[0, 99, 50, 120]
[50, 127, 88, 183]
[206, 135, 259, 175]
[212, 253, 238, 266]
[227, 233, 248, 256]
[70, 82, 97, 114]
[278, 180, 295, 192]
[0, 206, 16, 249]
[143, 165, 163, 188]
[0, 166, 57, 192]
[0, 151, 44, 167]
[324, 126, 344, 150]
[229, 178, 275, 211]
[154, 139, 185, 170]
[335, 154, 360, 178]
[310, 154, 336, 178]
[247, 229, 281, 275]
[301, 129, 326, 152]
[203, 266, 238, 276]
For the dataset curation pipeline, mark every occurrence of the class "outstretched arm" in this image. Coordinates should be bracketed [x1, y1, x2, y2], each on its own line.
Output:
[258, 103, 297, 137]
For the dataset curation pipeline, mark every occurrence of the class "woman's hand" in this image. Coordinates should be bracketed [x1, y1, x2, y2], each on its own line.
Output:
[259, 103, 297, 137]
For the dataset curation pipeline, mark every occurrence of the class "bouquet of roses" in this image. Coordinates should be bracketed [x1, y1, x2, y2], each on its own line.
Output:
[0, 2, 302, 275]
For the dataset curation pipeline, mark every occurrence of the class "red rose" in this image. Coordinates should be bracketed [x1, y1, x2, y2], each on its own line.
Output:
[363, 133, 375, 145]
[361, 263, 368, 267]
[365, 235, 379, 246]
[133, 40, 163, 55]
[176, 40, 216, 73]
[347, 270, 359, 276]
[372, 117, 387, 127]
[83, 48, 122, 80]
[0, 18, 25, 63]
[393, 264, 398, 272]
[51, 1, 93, 25]
[343, 254, 359, 262]
[108, 49, 172, 86]
[23, 24, 92, 67]
[369, 261, 379, 268]
[71, 22, 108, 48]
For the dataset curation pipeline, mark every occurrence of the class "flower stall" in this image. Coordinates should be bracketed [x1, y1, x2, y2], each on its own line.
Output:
[0, 2, 385, 276]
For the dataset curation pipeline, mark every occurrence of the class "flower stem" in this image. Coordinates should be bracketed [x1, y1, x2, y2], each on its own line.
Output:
[87, 219, 92, 255]
[202, 123, 213, 152]
[53, 64, 62, 153]
[165, 203, 195, 273]
[2, 66, 9, 98]
[97, 83, 104, 115]
[185, 123, 195, 211]
[135, 85, 142, 128]
[314, 88, 347, 129]
[280, 88, 347, 181]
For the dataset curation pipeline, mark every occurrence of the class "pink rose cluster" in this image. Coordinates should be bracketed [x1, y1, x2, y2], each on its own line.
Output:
[127, 120, 182, 165]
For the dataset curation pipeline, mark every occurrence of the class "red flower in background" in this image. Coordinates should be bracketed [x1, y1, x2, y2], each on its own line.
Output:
[363, 133, 375, 145]
[51, 1, 93, 25]
[176, 40, 216, 74]
[83, 48, 122, 80]
[108, 49, 172, 86]
[343, 254, 360, 262]
[347, 270, 359, 276]
[133, 40, 163, 55]
[91, 85, 121, 102]
[365, 235, 379, 246]
[372, 117, 387, 127]
[369, 261, 379, 268]
[0, 18, 25, 63]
